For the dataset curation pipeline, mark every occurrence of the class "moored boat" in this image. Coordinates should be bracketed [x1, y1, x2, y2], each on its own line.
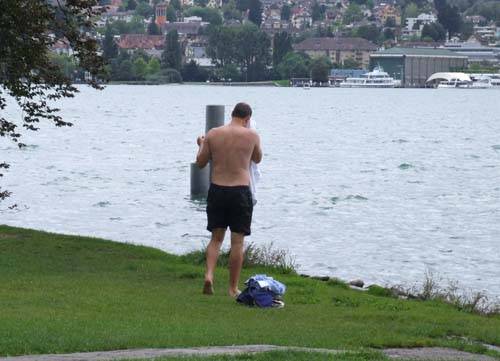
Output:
[339, 66, 400, 88]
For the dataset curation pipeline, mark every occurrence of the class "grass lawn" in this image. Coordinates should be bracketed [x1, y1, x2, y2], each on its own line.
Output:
[273, 80, 290, 87]
[0, 225, 499, 359]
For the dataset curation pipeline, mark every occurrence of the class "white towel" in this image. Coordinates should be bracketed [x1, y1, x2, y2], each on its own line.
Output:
[247, 120, 261, 205]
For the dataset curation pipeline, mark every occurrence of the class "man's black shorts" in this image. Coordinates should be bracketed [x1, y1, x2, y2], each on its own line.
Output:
[206, 183, 253, 236]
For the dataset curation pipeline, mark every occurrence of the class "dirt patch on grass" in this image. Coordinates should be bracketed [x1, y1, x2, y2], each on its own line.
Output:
[0, 345, 497, 361]
[0, 232, 22, 240]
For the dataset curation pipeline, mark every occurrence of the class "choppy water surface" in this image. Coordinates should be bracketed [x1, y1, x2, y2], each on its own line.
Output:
[2, 85, 499, 300]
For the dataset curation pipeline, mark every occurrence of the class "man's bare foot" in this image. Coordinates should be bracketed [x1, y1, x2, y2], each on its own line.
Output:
[203, 280, 214, 295]
[229, 289, 241, 298]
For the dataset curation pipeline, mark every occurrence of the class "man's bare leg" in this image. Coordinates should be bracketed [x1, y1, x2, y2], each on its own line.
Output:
[228, 232, 245, 297]
[203, 228, 226, 295]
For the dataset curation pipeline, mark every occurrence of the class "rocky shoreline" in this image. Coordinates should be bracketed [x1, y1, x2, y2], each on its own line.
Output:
[299, 273, 499, 314]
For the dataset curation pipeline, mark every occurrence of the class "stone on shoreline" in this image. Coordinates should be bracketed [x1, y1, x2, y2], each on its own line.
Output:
[311, 276, 330, 281]
[349, 279, 364, 288]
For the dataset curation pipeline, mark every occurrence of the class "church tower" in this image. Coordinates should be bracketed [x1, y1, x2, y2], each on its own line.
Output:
[155, 2, 168, 27]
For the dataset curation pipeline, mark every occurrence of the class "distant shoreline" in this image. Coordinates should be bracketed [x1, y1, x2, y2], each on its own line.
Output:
[106, 80, 284, 87]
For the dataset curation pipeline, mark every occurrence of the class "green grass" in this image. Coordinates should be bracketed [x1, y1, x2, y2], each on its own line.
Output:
[273, 80, 290, 87]
[0, 225, 499, 358]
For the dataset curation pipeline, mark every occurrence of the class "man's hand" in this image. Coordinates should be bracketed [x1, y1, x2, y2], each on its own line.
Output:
[196, 133, 210, 168]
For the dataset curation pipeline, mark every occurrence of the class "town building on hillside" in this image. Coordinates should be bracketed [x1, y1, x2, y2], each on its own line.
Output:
[403, 13, 437, 38]
[291, 8, 312, 29]
[267, 4, 281, 19]
[375, 3, 401, 26]
[206, 0, 222, 8]
[444, 38, 500, 64]
[294, 37, 378, 68]
[369, 47, 468, 87]
[473, 25, 498, 44]
[185, 39, 214, 67]
[464, 15, 487, 25]
[100, 9, 136, 25]
[398, 40, 444, 48]
[117, 34, 165, 58]
[262, 19, 291, 35]
[51, 39, 73, 56]
[183, 16, 204, 22]
[163, 20, 209, 38]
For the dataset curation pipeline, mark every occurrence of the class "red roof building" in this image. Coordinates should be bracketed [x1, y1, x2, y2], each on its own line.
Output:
[117, 34, 165, 51]
[294, 37, 378, 68]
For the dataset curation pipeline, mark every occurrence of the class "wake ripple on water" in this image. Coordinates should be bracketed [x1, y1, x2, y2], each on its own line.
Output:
[398, 163, 414, 170]
[93, 201, 111, 208]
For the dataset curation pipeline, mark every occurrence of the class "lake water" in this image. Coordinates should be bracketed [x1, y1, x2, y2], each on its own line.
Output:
[1, 85, 499, 301]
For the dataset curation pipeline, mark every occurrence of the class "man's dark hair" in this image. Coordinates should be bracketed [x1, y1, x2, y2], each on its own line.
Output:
[231, 103, 252, 119]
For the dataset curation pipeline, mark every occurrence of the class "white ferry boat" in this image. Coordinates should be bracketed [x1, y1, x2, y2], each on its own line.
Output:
[429, 72, 500, 89]
[437, 76, 500, 89]
[437, 79, 473, 88]
[491, 75, 500, 88]
[339, 66, 401, 88]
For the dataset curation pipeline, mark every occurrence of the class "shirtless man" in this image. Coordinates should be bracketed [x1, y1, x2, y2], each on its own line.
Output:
[195, 103, 262, 297]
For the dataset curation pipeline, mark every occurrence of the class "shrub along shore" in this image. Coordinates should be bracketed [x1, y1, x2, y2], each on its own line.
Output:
[0, 225, 499, 359]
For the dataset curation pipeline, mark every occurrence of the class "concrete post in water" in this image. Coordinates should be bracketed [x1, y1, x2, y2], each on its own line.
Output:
[190, 105, 225, 199]
[205, 105, 225, 134]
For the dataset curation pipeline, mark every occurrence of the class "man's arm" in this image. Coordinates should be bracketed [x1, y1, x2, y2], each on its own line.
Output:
[196, 133, 211, 168]
[251, 132, 262, 164]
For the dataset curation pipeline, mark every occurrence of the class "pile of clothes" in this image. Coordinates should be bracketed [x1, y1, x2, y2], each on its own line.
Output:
[236, 274, 286, 308]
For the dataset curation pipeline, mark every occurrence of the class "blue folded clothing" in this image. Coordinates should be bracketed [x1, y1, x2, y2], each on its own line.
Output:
[246, 274, 286, 296]
[236, 274, 286, 308]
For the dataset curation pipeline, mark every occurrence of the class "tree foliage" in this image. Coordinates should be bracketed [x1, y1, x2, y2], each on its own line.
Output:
[383, 27, 396, 41]
[206, 26, 238, 67]
[167, 5, 177, 22]
[0, 0, 105, 201]
[170, 0, 182, 11]
[466, 1, 500, 22]
[184, 7, 223, 25]
[276, 52, 311, 79]
[273, 32, 293, 68]
[104, 16, 146, 34]
[206, 24, 271, 81]
[222, 0, 242, 21]
[248, 0, 263, 26]
[235, 24, 270, 81]
[127, 0, 137, 10]
[161, 30, 182, 70]
[147, 19, 162, 35]
[353, 24, 381, 42]
[135, 2, 154, 18]
[343, 3, 363, 24]
[103, 23, 119, 60]
[421, 22, 447, 41]
[311, 1, 325, 21]
[181, 60, 209, 81]
[341, 57, 361, 69]
[236, 0, 250, 11]
[147, 57, 161, 75]
[281, 4, 291, 20]
[310, 56, 331, 83]
[435, 0, 463, 38]
[404, 2, 419, 18]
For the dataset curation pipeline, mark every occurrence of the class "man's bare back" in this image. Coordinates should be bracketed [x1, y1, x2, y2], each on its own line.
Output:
[196, 119, 261, 186]
[206, 124, 261, 186]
